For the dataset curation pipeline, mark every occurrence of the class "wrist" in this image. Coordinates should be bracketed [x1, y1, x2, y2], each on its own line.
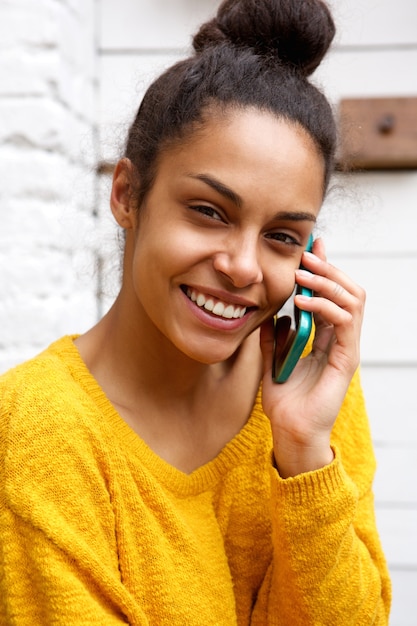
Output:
[273, 439, 334, 479]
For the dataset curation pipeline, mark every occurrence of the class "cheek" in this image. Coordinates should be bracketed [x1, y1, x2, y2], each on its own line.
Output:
[265, 265, 298, 311]
[131, 227, 196, 292]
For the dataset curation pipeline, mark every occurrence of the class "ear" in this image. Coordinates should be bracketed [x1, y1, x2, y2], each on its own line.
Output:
[110, 158, 137, 229]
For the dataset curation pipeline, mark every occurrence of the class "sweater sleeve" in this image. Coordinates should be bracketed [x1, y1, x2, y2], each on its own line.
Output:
[0, 507, 136, 625]
[0, 364, 148, 626]
[250, 369, 391, 626]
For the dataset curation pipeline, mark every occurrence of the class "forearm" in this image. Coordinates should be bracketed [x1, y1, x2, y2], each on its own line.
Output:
[0, 507, 146, 626]
[251, 450, 390, 626]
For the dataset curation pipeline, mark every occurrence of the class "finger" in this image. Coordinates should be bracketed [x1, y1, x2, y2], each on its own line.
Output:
[300, 250, 366, 302]
[295, 293, 354, 329]
[295, 264, 364, 361]
[311, 321, 335, 357]
[308, 238, 362, 303]
[295, 269, 363, 313]
[311, 236, 327, 262]
[296, 291, 361, 370]
[296, 250, 366, 317]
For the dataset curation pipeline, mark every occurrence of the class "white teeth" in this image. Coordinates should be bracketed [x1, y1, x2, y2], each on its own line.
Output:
[212, 302, 225, 316]
[223, 305, 235, 319]
[204, 299, 214, 312]
[185, 288, 247, 319]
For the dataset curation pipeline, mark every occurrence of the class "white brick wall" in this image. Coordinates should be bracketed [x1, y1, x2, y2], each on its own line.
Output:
[0, 0, 98, 371]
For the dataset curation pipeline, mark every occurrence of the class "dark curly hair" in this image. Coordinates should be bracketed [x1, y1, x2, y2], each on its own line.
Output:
[124, 0, 337, 207]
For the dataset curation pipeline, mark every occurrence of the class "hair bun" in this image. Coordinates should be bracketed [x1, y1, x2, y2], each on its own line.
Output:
[193, 0, 335, 76]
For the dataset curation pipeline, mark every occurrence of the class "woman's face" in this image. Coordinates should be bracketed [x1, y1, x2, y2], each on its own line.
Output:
[123, 108, 325, 364]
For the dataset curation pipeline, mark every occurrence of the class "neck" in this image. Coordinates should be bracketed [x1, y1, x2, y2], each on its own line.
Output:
[75, 290, 262, 473]
[76, 293, 232, 410]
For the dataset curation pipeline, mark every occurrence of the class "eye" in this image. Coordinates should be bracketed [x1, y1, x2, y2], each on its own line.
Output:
[188, 204, 224, 222]
[265, 232, 301, 246]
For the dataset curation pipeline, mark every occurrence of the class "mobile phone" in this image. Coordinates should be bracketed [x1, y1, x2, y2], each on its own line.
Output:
[272, 235, 313, 384]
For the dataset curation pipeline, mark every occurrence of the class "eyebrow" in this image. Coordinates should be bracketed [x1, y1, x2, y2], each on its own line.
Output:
[275, 211, 317, 223]
[188, 173, 243, 208]
[187, 172, 316, 223]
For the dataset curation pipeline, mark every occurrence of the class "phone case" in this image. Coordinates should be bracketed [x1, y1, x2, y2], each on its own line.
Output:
[272, 236, 313, 384]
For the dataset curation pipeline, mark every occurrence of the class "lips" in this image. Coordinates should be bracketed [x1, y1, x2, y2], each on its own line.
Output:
[185, 287, 248, 319]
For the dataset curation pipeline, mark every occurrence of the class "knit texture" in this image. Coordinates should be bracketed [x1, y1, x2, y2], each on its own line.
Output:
[0, 336, 391, 625]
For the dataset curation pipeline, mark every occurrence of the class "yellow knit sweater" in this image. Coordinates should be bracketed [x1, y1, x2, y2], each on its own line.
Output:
[0, 336, 391, 625]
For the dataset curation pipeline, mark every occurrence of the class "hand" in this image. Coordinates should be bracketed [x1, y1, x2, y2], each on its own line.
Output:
[260, 238, 366, 478]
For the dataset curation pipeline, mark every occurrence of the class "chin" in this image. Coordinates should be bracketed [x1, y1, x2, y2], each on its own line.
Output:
[180, 339, 241, 366]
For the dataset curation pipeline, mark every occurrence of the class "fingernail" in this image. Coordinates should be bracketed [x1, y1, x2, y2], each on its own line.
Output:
[295, 294, 311, 303]
[295, 269, 312, 278]
[303, 251, 319, 262]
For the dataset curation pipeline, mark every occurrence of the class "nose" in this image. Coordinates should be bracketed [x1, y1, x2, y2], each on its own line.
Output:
[212, 232, 263, 288]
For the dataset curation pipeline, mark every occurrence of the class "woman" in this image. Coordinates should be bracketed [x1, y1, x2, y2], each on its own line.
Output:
[0, 0, 391, 623]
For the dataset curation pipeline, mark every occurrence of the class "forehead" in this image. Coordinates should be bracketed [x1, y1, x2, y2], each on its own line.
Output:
[155, 107, 325, 213]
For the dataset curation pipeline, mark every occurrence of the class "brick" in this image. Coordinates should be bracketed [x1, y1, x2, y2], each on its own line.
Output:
[0, 98, 67, 152]
[0, 48, 60, 97]
[0, 1, 57, 50]
[0, 99, 95, 164]
[0, 148, 63, 202]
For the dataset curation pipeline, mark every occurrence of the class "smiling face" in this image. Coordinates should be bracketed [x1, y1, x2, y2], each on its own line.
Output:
[114, 107, 325, 365]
